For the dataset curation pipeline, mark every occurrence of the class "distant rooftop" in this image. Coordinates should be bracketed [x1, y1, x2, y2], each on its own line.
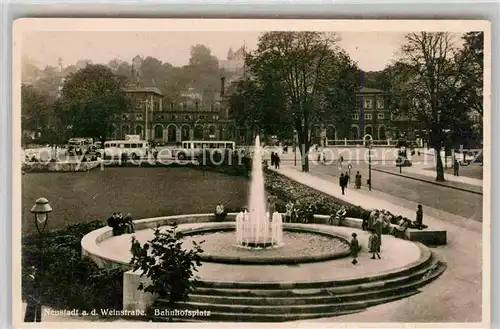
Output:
[123, 86, 163, 96]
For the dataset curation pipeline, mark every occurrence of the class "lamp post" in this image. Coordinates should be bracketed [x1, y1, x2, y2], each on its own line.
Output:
[367, 141, 372, 191]
[25, 197, 52, 322]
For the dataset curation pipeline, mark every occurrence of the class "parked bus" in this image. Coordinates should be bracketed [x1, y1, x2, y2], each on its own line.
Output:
[96, 140, 150, 160]
[174, 140, 236, 160]
[67, 138, 93, 156]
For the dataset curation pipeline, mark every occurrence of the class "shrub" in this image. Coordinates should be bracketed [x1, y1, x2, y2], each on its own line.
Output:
[263, 169, 406, 222]
[130, 224, 204, 319]
[22, 220, 124, 311]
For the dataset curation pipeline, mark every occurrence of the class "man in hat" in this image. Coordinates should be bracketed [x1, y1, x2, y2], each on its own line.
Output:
[349, 232, 360, 264]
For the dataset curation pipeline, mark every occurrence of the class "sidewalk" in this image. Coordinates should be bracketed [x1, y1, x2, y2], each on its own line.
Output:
[270, 166, 484, 323]
[372, 167, 483, 195]
[402, 165, 483, 187]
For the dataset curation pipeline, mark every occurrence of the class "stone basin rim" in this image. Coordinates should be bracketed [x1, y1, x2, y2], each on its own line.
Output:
[178, 224, 351, 265]
[81, 213, 428, 285]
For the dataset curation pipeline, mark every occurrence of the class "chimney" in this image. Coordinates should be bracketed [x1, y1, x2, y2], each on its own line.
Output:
[220, 76, 226, 97]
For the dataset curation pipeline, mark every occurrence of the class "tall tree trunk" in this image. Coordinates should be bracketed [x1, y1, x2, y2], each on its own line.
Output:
[300, 142, 310, 172]
[434, 147, 445, 182]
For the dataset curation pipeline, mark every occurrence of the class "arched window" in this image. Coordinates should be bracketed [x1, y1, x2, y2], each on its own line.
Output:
[167, 125, 177, 143]
[365, 126, 373, 137]
[327, 126, 336, 140]
[154, 125, 163, 139]
[350, 126, 359, 140]
[194, 125, 204, 139]
[379, 126, 386, 140]
[181, 125, 190, 140]
[135, 125, 143, 136]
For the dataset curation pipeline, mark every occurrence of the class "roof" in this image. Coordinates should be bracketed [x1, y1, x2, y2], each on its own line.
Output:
[123, 87, 163, 96]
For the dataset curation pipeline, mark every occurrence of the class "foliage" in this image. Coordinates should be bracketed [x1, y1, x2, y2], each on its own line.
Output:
[21, 84, 51, 142]
[55, 64, 130, 145]
[233, 32, 360, 172]
[391, 32, 480, 181]
[130, 225, 204, 311]
[22, 220, 124, 311]
[264, 169, 409, 224]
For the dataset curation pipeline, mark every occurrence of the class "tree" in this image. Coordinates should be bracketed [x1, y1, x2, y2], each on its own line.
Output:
[229, 76, 292, 140]
[321, 51, 361, 139]
[458, 32, 483, 117]
[244, 31, 357, 172]
[394, 32, 478, 181]
[21, 84, 51, 145]
[130, 225, 204, 320]
[56, 64, 129, 146]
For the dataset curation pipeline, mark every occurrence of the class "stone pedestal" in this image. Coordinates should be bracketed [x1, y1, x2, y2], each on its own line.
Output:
[123, 270, 157, 312]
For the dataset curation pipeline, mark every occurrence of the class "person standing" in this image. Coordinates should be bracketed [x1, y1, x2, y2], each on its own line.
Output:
[369, 229, 381, 259]
[453, 159, 460, 176]
[355, 171, 362, 189]
[270, 152, 275, 167]
[373, 214, 383, 247]
[339, 173, 346, 195]
[349, 233, 360, 264]
[275, 154, 280, 169]
[416, 204, 424, 229]
[267, 194, 278, 220]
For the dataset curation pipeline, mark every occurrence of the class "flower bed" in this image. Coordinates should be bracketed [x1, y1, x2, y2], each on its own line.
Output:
[22, 161, 101, 173]
[263, 169, 410, 225]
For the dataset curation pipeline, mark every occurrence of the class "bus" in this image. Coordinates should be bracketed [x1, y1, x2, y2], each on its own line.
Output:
[67, 138, 93, 156]
[96, 140, 150, 160]
[174, 140, 236, 160]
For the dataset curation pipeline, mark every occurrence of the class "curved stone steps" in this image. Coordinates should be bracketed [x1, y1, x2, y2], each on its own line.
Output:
[149, 242, 445, 322]
[173, 290, 421, 321]
[188, 261, 442, 306]
[191, 253, 439, 299]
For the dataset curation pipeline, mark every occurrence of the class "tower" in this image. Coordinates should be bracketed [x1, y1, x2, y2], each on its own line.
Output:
[131, 55, 143, 87]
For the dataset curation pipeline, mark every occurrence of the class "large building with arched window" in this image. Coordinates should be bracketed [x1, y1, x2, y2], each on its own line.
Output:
[115, 83, 416, 146]
[115, 78, 242, 144]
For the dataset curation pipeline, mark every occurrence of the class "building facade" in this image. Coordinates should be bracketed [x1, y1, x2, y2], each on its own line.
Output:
[115, 83, 413, 146]
[115, 78, 242, 144]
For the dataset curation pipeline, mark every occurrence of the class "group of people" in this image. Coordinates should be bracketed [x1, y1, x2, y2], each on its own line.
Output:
[349, 229, 381, 265]
[107, 212, 135, 236]
[339, 173, 350, 195]
[270, 152, 281, 169]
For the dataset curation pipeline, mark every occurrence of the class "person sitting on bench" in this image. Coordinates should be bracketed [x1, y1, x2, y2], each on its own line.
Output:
[393, 217, 410, 239]
[107, 212, 125, 236]
[123, 213, 135, 233]
[215, 203, 227, 221]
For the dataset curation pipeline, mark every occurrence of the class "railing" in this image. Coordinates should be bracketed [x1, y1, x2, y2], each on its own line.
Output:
[326, 139, 398, 147]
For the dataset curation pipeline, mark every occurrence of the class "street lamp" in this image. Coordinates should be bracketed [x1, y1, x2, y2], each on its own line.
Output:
[366, 140, 372, 191]
[25, 198, 52, 322]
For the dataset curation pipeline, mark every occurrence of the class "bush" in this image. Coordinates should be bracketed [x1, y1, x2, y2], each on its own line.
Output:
[263, 169, 405, 222]
[22, 220, 124, 311]
[130, 224, 204, 318]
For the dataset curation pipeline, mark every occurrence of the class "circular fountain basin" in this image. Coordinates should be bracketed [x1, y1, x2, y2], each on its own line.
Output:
[182, 229, 350, 264]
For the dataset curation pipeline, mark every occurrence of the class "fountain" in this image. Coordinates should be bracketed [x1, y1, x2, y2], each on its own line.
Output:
[236, 136, 283, 248]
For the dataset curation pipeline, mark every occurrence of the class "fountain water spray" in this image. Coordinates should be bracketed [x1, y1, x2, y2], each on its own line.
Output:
[236, 136, 283, 248]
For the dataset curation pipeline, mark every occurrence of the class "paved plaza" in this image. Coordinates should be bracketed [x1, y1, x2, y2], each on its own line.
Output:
[268, 166, 482, 322]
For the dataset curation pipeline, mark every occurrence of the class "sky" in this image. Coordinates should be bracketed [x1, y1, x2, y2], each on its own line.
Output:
[22, 31, 409, 72]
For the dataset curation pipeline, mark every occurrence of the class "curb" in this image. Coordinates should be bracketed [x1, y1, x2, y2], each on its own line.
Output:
[372, 168, 482, 195]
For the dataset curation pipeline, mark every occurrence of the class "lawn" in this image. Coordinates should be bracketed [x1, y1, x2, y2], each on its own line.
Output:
[21, 167, 249, 236]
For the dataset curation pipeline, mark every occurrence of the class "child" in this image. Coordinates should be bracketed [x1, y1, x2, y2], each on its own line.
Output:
[349, 233, 360, 264]
[369, 229, 381, 259]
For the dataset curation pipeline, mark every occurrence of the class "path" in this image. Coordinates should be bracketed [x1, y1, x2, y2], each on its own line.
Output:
[269, 166, 484, 323]
[287, 161, 483, 222]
